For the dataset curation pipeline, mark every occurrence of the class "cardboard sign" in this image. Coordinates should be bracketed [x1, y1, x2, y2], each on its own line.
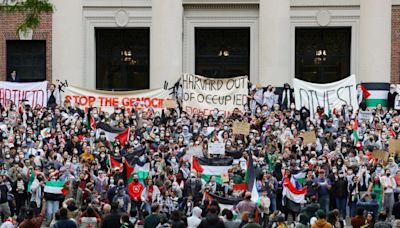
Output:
[372, 150, 389, 161]
[208, 142, 225, 155]
[302, 131, 316, 145]
[389, 139, 400, 154]
[293, 75, 358, 119]
[232, 121, 250, 135]
[163, 99, 177, 109]
[358, 110, 372, 123]
[187, 146, 203, 158]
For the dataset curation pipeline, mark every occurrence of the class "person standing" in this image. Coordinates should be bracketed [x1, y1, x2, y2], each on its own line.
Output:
[47, 83, 60, 109]
[127, 175, 145, 218]
[53, 208, 77, 228]
[19, 200, 46, 228]
[101, 202, 122, 228]
[144, 204, 161, 228]
[315, 169, 332, 213]
[381, 169, 396, 219]
[387, 84, 399, 110]
[235, 192, 257, 217]
[333, 170, 348, 219]
[257, 190, 271, 228]
[8, 70, 19, 82]
[0, 175, 11, 221]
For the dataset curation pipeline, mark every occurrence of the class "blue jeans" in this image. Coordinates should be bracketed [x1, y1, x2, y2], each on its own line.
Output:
[270, 197, 277, 212]
[350, 201, 357, 217]
[335, 196, 347, 219]
[46, 200, 59, 220]
[319, 195, 330, 213]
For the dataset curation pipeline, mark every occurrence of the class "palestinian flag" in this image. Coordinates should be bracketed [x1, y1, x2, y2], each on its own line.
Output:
[27, 169, 35, 192]
[362, 83, 390, 107]
[123, 155, 150, 184]
[108, 156, 123, 171]
[115, 127, 130, 147]
[96, 122, 126, 142]
[192, 157, 233, 184]
[353, 117, 359, 144]
[86, 109, 96, 130]
[203, 191, 241, 212]
[282, 177, 307, 204]
[40, 128, 51, 138]
[44, 180, 67, 200]
[247, 153, 259, 203]
[292, 171, 307, 185]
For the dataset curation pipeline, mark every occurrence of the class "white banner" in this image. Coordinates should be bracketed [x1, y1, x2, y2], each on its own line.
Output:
[0, 81, 48, 107]
[181, 74, 248, 115]
[293, 75, 358, 119]
[62, 85, 172, 113]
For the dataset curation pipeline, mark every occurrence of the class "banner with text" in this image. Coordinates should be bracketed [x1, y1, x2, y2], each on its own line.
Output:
[181, 74, 248, 115]
[62, 86, 171, 113]
[293, 75, 358, 119]
[0, 81, 48, 107]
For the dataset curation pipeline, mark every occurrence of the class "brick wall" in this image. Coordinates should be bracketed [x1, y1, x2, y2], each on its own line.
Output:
[0, 12, 52, 82]
[392, 6, 400, 84]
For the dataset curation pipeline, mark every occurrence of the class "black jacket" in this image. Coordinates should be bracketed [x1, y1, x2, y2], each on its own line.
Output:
[333, 178, 348, 198]
[388, 91, 398, 110]
[102, 212, 121, 228]
[198, 214, 225, 228]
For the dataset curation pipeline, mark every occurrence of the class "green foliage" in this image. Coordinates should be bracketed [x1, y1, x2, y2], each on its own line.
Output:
[0, 0, 54, 33]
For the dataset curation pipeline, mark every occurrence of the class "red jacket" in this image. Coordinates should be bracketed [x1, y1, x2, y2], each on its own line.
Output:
[128, 181, 144, 201]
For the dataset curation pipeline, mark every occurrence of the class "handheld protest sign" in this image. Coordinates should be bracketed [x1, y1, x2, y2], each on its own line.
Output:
[208, 142, 225, 155]
[301, 131, 316, 145]
[389, 139, 400, 155]
[232, 121, 250, 136]
[372, 150, 389, 162]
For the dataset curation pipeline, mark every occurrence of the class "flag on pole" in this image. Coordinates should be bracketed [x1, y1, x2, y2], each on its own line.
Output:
[115, 127, 130, 147]
[108, 156, 123, 171]
[353, 117, 359, 144]
[27, 169, 35, 192]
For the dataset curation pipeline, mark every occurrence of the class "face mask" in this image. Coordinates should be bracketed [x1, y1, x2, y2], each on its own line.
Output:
[290, 104, 295, 109]
[387, 173, 391, 177]
[100, 153, 105, 158]
[339, 174, 344, 178]
[376, 167, 382, 172]
[15, 157, 19, 163]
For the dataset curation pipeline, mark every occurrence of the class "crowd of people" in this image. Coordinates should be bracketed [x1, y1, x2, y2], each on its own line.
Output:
[0, 82, 400, 228]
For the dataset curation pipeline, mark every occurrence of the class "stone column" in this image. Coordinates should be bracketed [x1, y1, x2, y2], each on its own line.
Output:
[51, 0, 84, 86]
[359, 0, 392, 83]
[259, 0, 291, 86]
[150, 0, 183, 89]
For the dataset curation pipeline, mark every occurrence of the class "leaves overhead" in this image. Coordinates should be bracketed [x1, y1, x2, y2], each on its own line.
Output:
[0, 0, 54, 33]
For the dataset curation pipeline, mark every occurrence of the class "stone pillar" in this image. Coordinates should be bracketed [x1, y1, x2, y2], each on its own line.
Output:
[51, 0, 84, 86]
[359, 0, 391, 83]
[150, 0, 183, 89]
[259, 0, 291, 86]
